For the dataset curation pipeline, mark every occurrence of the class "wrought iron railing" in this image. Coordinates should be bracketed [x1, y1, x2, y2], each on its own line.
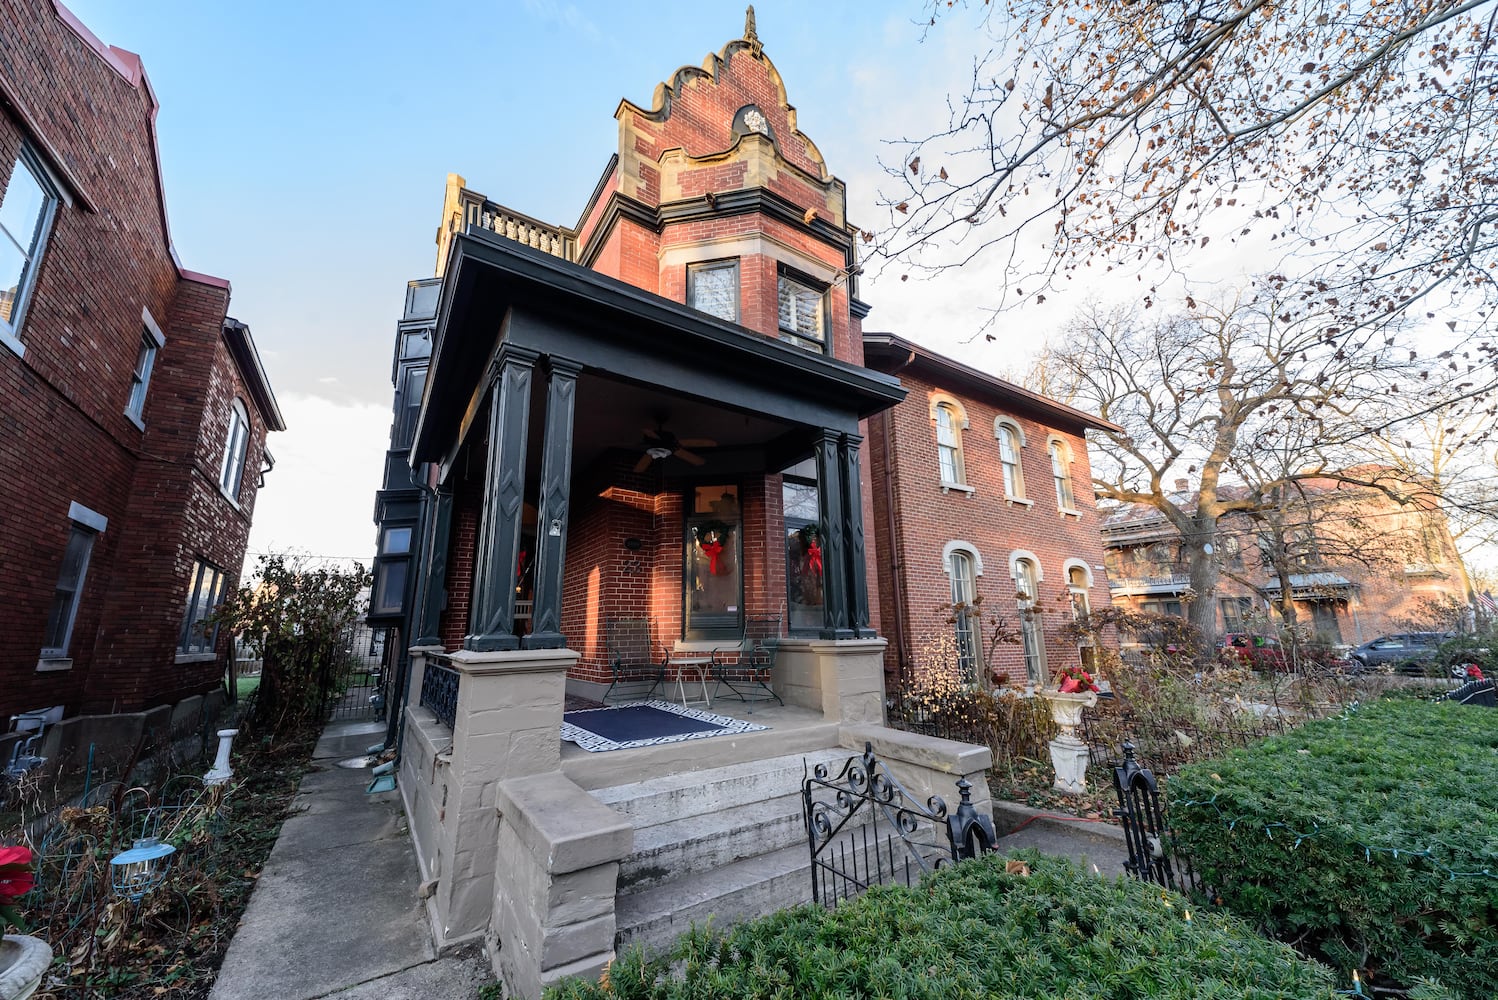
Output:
[1111, 742, 1201, 895]
[420, 654, 460, 730]
[1107, 574, 1191, 592]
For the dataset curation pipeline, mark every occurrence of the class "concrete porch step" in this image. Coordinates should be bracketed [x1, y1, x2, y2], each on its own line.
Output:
[590, 747, 849, 827]
[618, 790, 809, 893]
[614, 840, 815, 957]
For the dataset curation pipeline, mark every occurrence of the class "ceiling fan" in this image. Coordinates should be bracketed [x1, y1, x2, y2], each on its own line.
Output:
[633, 420, 717, 473]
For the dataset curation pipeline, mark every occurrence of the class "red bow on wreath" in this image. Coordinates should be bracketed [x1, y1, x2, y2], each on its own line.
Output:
[807, 539, 822, 575]
[702, 539, 724, 575]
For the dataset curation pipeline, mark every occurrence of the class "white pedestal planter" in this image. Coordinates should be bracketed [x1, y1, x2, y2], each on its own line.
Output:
[0, 934, 52, 1000]
[1040, 690, 1098, 795]
[204, 728, 239, 786]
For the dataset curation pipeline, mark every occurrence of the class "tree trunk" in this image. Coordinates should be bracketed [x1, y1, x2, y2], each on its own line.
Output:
[1184, 513, 1220, 654]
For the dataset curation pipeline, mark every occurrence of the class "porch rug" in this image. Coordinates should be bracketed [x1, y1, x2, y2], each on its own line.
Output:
[561, 700, 767, 753]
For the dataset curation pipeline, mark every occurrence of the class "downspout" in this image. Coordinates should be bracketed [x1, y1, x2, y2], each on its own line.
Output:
[880, 349, 917, 690]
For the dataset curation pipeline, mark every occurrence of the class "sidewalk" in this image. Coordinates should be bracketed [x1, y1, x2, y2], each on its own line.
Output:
[208, 720, 490, 1000]
[992, 800, 1130, 876]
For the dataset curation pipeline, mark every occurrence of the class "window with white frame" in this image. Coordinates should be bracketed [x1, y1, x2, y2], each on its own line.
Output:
[126, 312, 165, 423]
[1050, 438, 1076, 511]
[776, 270, 826, 352]
[995, 418, 1026, 498]
[687, 259, 739, 322]
[947, 546, 982, 682]
[41, 504, 106, 660]
[935, 403, 965, 486]
[220, 399, 251, 499]
[1067, 564, 1091, 623]
[1013, 555, 1047, 684]
[179, 561, 227, 654]
[1, 147, 61, 343]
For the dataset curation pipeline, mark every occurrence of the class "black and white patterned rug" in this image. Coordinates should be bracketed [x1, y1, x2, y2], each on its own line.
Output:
[560, 700, 768, 753]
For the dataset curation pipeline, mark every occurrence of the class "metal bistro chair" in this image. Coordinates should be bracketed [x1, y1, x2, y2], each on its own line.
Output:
[602, 617, 666, 704]
[711, 615, 783, 713]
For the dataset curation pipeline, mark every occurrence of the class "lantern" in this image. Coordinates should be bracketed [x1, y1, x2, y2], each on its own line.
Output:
[109, 837, 176, 901]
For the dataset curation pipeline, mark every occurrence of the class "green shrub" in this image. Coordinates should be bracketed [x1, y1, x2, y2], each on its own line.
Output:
[1170, 699, 1498, 997]
[546, 853, 1346, 999]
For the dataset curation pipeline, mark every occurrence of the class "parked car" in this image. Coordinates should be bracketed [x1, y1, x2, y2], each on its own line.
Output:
[1217, 633, 1287, 671]
[1349, 633, 1451, 674]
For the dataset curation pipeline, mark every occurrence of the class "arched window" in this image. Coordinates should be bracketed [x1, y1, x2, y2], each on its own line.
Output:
[946, 544, 981, 682]
[1012, 555, 1047, 684]
[1049, 438, 1076, 511]
[1067, 564, 1091, 622]
[935, 402, 965, 486]
[220, 399, 251, 499]
[994, 419, 1025, 499]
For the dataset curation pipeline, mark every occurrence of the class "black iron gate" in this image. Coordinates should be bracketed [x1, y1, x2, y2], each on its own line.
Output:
[323, 623, 388, 723]
[1111, 741, 1196, 892]
[802, 742, 995, 908]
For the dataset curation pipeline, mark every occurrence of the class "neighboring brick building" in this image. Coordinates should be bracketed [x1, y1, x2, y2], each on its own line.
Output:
[863, 334, 1121, 690]
[1, 1, 283, 722]
[1101, 480, 1468, 645]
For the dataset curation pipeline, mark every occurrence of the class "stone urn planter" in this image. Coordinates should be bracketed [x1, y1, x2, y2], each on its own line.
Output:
[1038, 689, 1098, 794]
[0, 934, 52, 1000]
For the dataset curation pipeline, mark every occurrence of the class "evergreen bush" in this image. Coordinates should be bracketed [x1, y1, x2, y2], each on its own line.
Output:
[546, 854, 1352, 999]
[1170, 699, 1498, 997]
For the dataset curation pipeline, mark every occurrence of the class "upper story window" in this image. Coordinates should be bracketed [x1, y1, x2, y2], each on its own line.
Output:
[220, 399, 251, 500]
[776, 270, 826, 353]
[0, 147, 61, 348]
[126, 310, 166, 425]
[395, 364, 428, 450]
[1050, 438, 1077, 511]
[688, 260, 740, 322]
[994, 418, 1027, 499]
[933, 402, 967, 487]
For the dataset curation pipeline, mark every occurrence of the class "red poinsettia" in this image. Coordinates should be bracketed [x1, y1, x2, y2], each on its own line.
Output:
[0, 844, 35, 932]
[1054, 665, 1101, 694]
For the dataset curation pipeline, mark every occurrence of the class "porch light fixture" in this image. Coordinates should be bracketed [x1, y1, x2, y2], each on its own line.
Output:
[109, 837, 176, 901]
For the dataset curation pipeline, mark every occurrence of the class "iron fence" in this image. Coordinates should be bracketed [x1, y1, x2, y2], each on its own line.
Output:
[420, 656, 460, 730]
[1081, 708, 1289, 774]
[1110, 742, 1200, 894]
[802, 742, 995, 908]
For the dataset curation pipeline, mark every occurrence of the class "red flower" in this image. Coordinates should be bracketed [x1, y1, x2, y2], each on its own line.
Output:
[0, 845, 35, 901]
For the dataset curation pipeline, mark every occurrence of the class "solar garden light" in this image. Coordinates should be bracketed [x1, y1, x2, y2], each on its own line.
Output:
[109, 837, 176, 902]
[203, 728, 239, 786]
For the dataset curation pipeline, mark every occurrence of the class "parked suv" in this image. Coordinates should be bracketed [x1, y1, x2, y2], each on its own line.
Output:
[1349, 633, 1450, 673]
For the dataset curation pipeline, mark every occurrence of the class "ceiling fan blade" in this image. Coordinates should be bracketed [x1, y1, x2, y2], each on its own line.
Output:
[642, 426, 663, 441]
[678, 438, 717, 449]
[674, 448, 706, 466]
[632, 452, 654, 473]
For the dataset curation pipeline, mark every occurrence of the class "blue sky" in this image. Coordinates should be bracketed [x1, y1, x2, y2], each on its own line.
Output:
[63, 1, 1024, 562]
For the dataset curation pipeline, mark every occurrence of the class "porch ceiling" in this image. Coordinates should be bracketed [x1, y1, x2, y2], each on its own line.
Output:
[412, 227, 906, 465]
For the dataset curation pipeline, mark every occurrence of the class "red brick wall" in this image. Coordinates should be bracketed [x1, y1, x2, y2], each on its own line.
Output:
[0, 2, 273, 719]
[867, 367, 1112, 690]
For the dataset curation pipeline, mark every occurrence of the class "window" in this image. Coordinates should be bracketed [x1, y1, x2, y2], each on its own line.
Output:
[41, 504, 106, 660]
[1013, 556, 1047, 684]
[784, 477, 823, 635]
[1067, 565, 1091, 623]
[995, 420, 1025, 499]
[935, 403, 965, 486]
[371, 525, 413, 616]
[395, 365, 427, 450]
[685, 485, 742, 639]
[1220, 596, 1254, 632]
[776, 271, 826, 352]
[0, 147, 60, 344]
[948, 548, 981, 682]
[1050, 438, 1076, 511]
[126, 312, 165, 423]
[688, 260, 739, 322]
[220, 399, 251, 499]
[179, 561, 227, 654]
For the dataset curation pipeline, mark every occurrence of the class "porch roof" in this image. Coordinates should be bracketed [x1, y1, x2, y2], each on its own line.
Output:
[413, 227, 906, 463]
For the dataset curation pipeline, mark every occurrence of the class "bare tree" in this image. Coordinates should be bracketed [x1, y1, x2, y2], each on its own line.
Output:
[1051, 293, 1428, 642]
[880, 0, 1498, 347]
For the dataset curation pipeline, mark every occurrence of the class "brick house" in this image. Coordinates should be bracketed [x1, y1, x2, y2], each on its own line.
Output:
[1101, 480, 1468, 645]
[863, 334, 1121, 691]
[1, 0, 283, 723]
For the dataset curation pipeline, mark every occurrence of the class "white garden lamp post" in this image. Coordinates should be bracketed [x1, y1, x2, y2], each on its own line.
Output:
[1039, 688, 1098, 794]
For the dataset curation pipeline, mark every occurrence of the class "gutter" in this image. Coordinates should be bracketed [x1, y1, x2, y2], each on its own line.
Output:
[879, 349, 917, 689]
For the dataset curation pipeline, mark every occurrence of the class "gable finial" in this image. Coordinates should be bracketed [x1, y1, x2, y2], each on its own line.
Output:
[744, 6, 762, 54]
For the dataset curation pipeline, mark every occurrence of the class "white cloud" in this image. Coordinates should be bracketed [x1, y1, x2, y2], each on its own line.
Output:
[245, 392, 390, 565]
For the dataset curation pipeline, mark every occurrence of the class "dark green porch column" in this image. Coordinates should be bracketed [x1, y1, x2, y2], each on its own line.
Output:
[814, 429, 853, 639]
[413, 482, 453, 646]
[467, 344, 538, 652]
[840, 432, 875, 638]
[524, 356, 581, 649]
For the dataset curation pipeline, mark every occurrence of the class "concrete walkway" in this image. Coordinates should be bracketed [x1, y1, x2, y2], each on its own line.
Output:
[208, 720, 491, 1000]
[992, 800, 1130, 877]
